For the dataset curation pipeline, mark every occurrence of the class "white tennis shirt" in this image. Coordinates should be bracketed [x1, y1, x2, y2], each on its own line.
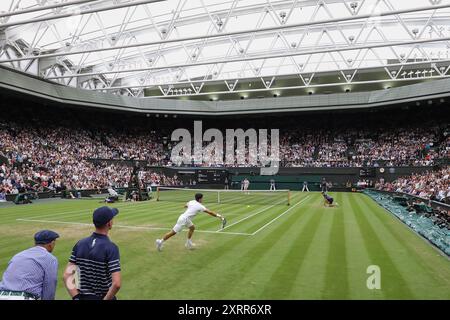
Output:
[181, 200, 206, 218]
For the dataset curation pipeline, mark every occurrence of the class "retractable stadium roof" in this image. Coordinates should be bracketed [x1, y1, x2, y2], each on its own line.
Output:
[1, 0, 450, 100]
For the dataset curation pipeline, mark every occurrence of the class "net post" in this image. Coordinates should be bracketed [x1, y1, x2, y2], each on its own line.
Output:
[287, 190, 291, 206]
[156, 187, 160, 201]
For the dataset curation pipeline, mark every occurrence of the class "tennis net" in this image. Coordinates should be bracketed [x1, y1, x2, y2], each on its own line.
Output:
[156, 187, 291, 206]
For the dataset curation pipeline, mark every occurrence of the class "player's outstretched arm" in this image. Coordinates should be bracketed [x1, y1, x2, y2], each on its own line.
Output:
[204, 209, 224, 220]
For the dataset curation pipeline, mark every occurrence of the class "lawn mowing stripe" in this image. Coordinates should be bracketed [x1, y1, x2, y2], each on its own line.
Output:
[283, 196, 337, 299]
[213, 193, 304, 234]
[223, 214, 321, 298]
[363, 193, 450, 269]
[151, 202, 278, 232]
[120, 201, 254, 224]
[250, 196, 311, 235]
[218, 194, 301, 232]
[352, 196, 415, 299]
[4, 191, 449, 300]
[15, 200, 152, 220]
[16, 200, 185, 224]
[322, 192, 349, 299]
[21, 200, 265, 233]
[10, 198, 190, 220]
[358, 194, 450, 295]
[215, 204, 319, 299]
[218, 202, 286, 231]
[340, 193, 383, 300]
[145, 235, 250, 293]
[200, 204, 292, 232]
[259, 196, 326, 298]
[15, 219, 252, 236]
[170, 196, 318, 299]
[196, 193, 304, 233]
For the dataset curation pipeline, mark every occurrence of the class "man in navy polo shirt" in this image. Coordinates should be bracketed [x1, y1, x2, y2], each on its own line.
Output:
[63, 206, 121, 300]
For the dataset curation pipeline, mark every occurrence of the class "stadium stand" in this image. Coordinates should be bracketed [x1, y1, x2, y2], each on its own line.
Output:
[0, 101, 448, 195]
[376, 167, 450, 204]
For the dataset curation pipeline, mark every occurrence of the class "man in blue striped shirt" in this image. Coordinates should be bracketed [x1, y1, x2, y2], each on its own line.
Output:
[0, 230, 59, 300]
[63, 206, 121, 300]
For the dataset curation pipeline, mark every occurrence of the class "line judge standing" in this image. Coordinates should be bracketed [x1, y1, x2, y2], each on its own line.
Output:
[63, 206, 121, 300]
[0, 230, 59, 300]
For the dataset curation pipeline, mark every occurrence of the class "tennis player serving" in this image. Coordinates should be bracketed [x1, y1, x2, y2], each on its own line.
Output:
[155, 193, 226, 251]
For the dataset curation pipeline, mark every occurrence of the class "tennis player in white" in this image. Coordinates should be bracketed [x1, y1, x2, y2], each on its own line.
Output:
[155, 193, 226, 251]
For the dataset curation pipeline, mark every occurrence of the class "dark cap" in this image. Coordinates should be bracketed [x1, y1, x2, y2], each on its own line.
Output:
[34, 230, 60, 244]
[93, 206, 119, 227]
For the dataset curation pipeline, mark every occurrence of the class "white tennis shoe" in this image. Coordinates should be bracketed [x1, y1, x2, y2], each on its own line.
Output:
[185, 239, 194, 249]
[155, 239, 163, 251]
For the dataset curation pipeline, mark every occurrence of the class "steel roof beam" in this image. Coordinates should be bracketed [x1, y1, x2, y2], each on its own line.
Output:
[89, 58, 450, 91]
[73, 16, 450, 68]
[0, 0, 100, 18]
[0, 0, 166, 29]
[44, 36, 450, 80]
[1, 2, 450, 63]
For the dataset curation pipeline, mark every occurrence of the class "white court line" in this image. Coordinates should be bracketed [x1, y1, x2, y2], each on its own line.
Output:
[250, 196, 311, 236]
[16, 218, 252, 236]
[22, 199, 157, 220]
[217, 198, 288, 232]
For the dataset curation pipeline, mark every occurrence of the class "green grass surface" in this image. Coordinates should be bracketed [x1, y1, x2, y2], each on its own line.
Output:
[0, 191, 449, 299]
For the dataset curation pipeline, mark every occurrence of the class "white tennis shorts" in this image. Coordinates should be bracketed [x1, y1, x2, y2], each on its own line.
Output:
[173, 215, 194, 233]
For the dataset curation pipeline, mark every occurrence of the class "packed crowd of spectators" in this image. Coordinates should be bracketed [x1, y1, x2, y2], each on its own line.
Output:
[0, 120, 179, 195]
[282, 126, 448, 167]
[1, 119, 448, 194]
[376, 167, 450, 204]
[0, 102, 449, 195]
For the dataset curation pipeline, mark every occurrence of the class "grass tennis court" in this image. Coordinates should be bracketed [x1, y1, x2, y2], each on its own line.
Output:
[0, 191, 449, 299]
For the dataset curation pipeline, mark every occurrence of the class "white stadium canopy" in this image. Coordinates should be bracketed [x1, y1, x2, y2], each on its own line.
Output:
[1, 0, 450, 99]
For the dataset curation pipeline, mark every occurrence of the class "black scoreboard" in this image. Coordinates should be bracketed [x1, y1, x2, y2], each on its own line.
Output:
[196, 169, 228, 184]
[359, 167, 376, 177]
